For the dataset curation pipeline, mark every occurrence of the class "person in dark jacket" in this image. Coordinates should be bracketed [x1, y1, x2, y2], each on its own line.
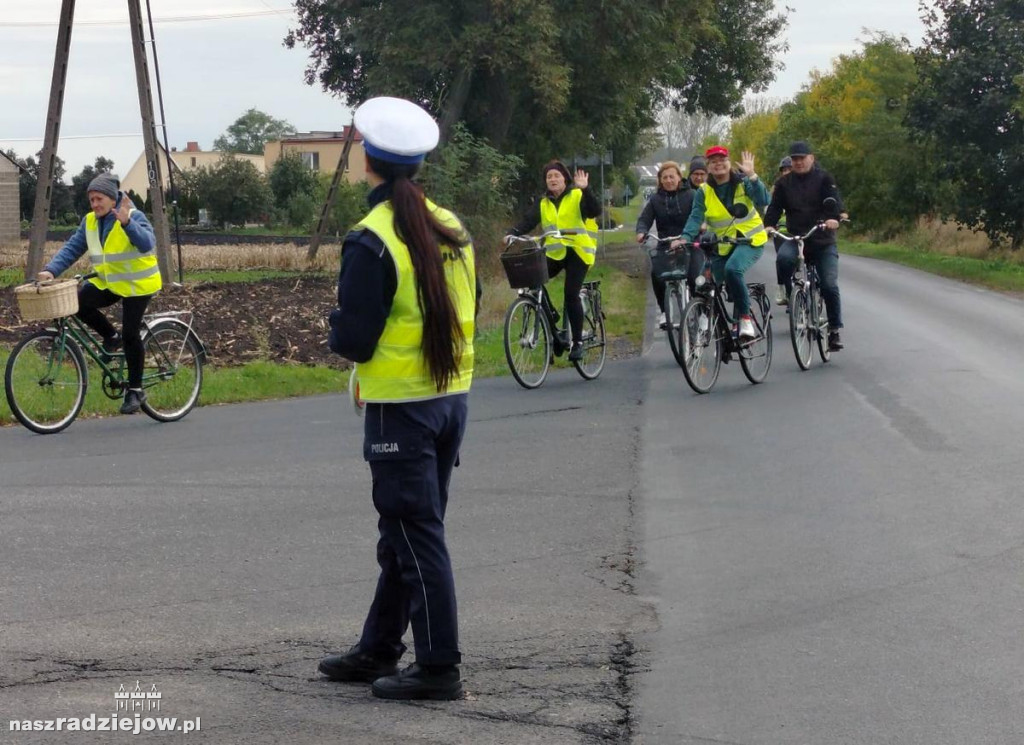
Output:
[509, 161, 601, 361]
[634, 157, 707, 326]
[764, 140, 848, 351]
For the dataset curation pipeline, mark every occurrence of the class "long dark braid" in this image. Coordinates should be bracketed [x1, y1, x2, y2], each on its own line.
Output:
[368, 154, 468, 392]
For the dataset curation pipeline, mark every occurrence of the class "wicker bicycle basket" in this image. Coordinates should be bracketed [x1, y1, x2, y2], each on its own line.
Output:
[501, 247, 549, 289]
[14, 279, 79, 322]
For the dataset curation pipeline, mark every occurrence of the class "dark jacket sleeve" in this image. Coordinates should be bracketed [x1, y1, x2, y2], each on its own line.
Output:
[635, 195, 655, 235]
[579, 186, 602, 219]
[821, 172, 845, 215]
[764, 179, 786, 228]
[510, 200, 541, 236]
[328, 229, 396, 363]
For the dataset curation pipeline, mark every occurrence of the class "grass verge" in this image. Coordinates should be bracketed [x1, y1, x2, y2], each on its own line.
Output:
[0, 262, 646, 428]
[844, 241, 1024, 294]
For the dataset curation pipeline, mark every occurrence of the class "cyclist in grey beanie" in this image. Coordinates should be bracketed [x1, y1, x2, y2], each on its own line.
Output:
[87, 173, 120, 201]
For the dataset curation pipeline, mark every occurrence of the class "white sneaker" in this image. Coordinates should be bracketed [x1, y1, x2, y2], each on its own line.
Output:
[738, 315, 756, 340]
[774, 287, 788, 306]
[657, 312, 667, 330]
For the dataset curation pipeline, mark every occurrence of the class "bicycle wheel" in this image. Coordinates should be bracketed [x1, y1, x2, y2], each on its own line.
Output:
[664, 282, 687, 368]
[140, 321, 204, 421]
[503, 296, 551, 389]
[4, 330, 87, 434]
[680, 297, 722, 394]
[788, 287, 813, 371]
[740, 290, 772, 384]
[573, 289, 606, 380]
[815, 289, 831, 363]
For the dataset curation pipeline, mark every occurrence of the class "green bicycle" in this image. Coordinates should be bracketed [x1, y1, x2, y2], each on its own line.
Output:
[5, 278, 205, 434]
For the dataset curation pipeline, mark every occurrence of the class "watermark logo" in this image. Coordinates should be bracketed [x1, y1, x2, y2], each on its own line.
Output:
[8, 680, 200, 735]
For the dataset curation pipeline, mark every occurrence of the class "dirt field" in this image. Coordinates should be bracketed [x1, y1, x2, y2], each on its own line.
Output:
[0, 275, 344, 369]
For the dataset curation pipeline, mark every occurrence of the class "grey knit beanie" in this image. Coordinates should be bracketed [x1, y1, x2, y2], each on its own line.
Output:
[87, 173, 120, 200]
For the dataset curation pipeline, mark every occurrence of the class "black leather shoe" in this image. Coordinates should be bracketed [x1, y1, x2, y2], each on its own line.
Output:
[828, 330, 844, 351]
[120, 389, 146, 415]
[371, 663, 462, 701]
[568, 342, 584, 362]
[318, 646, 399, 683]
[103, 333, 123, 354]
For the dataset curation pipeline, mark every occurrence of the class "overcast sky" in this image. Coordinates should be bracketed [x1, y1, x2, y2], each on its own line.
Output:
[0, 0, 926, 179]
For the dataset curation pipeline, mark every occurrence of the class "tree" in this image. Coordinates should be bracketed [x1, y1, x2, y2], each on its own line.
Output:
[10, 150, 73, 223]
[193, 157, 271, 227]
[268, 152, 319, 206]
[760, 33, 937, 236]
[213, 108, 297, 155]
[71, 156, 115, 214]
[285, 0, 787, 194]
[655, 108, 728, 163]
[907, 0, 1024, 249]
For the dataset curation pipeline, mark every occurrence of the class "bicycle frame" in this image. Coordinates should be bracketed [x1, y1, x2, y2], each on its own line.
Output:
[692, 241, 770, 355]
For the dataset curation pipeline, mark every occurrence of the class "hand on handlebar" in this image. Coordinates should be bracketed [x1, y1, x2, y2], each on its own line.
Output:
[824, 219, 840, 231]
[636, 232, 646, 244]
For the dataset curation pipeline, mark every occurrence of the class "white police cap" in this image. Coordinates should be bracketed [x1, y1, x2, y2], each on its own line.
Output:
[354, 96, 439, 165]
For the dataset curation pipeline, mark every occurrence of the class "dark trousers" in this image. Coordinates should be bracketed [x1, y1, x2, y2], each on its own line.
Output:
[776, 242, 843, 329]
[359, 394, 468, 666]
[651, 245, 705, 311]
[76, 283, 152, 388]
[546, 250, 589, 343]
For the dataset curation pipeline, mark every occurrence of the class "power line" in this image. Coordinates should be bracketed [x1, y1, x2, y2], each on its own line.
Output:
[0, 134, 143, 141]
[0, 9, 292, 28]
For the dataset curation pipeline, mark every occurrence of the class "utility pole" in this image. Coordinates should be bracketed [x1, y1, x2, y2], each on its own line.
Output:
[26, 0, 76, 281]
[26, 0, 175, 283]
[127, 0, 174, 283]
[307, 124, 357, 261]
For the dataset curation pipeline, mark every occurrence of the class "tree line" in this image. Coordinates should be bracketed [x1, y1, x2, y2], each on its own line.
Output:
[723, 0, 1023, 249]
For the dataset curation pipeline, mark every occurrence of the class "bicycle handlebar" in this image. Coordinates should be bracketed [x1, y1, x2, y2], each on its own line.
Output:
[771, 217, 850, 243]
[504, 230, 564, 250]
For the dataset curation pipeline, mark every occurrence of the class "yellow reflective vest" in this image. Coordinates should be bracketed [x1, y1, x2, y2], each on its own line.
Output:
[539, 188, 598, 266]
[85, 211, 162, 297]
[354, 199, 476, 403]
[700, 181, 768, 255]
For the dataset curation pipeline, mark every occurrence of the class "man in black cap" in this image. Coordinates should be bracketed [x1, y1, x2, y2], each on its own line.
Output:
[764, 141, 847, 351]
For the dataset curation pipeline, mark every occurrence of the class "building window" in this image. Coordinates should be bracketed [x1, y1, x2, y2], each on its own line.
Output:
[190, 157, 197, 167]
[301, 152, 320, 171]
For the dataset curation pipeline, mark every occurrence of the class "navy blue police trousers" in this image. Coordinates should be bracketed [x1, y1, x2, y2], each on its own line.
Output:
[358, 393, 468, 666]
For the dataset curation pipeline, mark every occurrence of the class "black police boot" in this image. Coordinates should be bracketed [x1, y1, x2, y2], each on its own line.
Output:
[120, 389, 146, 415]
[318, 645, 399, 683]
[828, 330, 844, 351]
[568, 341, 584, 362]
[371, 663, 462, 701]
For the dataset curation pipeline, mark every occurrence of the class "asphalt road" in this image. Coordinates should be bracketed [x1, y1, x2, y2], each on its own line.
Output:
[2, 252, 1023, 744]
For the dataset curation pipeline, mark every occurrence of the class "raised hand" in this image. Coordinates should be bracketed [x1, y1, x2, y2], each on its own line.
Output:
[115, 194, 132, 225]
[739, 150, 756, 178]
[574, 168, 589, 189]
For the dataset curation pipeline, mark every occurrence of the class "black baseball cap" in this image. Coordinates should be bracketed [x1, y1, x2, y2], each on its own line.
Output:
[789, 141, 813, 157]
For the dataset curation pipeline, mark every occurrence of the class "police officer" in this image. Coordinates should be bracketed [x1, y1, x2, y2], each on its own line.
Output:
[321, 97, 477, 701]
[36, 173, 160, 414]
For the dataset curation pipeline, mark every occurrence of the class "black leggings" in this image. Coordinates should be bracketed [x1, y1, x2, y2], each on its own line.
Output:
[76, 283, 152, 389]
[546, 250, 589, 343]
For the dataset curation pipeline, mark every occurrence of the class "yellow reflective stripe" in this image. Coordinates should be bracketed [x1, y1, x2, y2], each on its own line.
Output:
[707, 216, 733, 228]
[102, 265, 161, 283]
[98, 249, 151, 262]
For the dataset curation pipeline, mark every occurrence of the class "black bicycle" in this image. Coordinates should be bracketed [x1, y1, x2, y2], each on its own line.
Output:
[501, 233, 607, 389]
[678, 237, 773, 394]
[642, 233, 690, 368]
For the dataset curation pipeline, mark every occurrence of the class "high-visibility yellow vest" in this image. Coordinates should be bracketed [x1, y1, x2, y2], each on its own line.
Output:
[700, 181, 768, 255]
[354, 199, 476, 402]
[85, 211, 162, 297]
[539, 188, 598, 266]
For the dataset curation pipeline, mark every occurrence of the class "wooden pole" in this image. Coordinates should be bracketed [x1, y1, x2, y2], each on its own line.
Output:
[307, 124, 357, 261]
[127, 0, 174, 283]
[26, 0, 76, 281]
